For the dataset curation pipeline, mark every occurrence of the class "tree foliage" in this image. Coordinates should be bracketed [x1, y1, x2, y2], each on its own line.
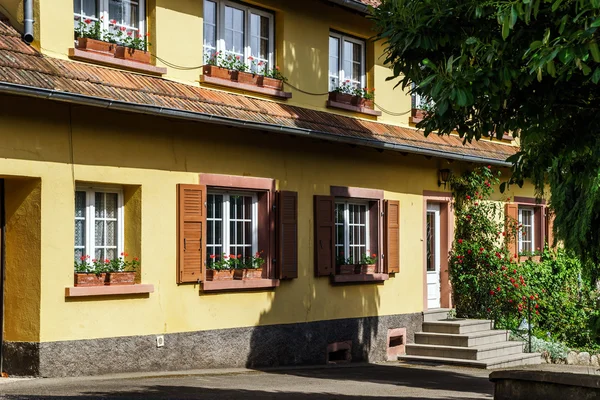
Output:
[371, 0, 600, 280]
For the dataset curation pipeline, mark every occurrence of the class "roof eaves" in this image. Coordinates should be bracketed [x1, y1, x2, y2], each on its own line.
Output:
[0, 80, 512, 167]
[328, 0, 370, 14]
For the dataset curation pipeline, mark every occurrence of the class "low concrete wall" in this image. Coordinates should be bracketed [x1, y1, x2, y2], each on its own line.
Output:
[490, 369, 600, 400]
[3, 312, 422, 377]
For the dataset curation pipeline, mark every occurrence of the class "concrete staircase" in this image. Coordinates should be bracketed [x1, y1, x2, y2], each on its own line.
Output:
[398, 309, 542, 369]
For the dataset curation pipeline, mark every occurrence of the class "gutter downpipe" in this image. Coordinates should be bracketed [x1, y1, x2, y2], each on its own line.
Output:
[328, 0, 369, 13]
[0, 81, 512, 167]
[23, 0, 34, 44]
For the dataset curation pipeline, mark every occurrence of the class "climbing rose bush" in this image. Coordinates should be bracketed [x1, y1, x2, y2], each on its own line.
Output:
[449, 166, 542, 328]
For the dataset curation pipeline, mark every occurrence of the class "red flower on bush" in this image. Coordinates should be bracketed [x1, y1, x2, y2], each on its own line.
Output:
[458, 239, 463, 244]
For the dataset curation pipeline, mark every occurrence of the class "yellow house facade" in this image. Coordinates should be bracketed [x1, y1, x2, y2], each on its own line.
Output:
[0, 0, 545, 376]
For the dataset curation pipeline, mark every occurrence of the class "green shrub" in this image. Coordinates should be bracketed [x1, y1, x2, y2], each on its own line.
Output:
[449, 167, 600, 350]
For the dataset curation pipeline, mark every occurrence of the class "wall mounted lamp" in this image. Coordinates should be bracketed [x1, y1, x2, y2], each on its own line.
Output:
[438, 169, 452, 189]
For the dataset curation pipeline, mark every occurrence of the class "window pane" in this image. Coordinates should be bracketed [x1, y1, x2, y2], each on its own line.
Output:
[224, 6, 244, 56]
[105, 193, 117, 218]
[214, 195, 223, 218]
[109, 0, 139, 29]
[95, 220, 105, 246]
[106, 220, 117, 246]
[244, 221, 252, 246]
[426, 212, 435, 271]
[106, 248, 117, 260]
[75, 191, 86, 218]
[95, 248, 105, 261]
[75, 220, 86, 247]
[204, 0, 216, 25]
[95, 193, 105, 218]
[329, 36, 340, 90]
[207, 220, 214, 244]
[75, 248, 84, 261]
[214, 220, 223, 245]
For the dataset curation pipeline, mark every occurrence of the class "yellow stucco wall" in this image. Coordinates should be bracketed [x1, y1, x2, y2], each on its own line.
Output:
[0, 0, 416, 125]
[3, 178, 41, 342]
[0, 94, 535, 344]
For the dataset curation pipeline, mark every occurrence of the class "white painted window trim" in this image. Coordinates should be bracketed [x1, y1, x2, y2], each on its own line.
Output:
[335, 200, 370, 263]
[204, 0, 275, 70]
[75, 185, 124, 261]
[207, 190, 259, 258]
[329, 31, 366, 91]
[74, 0, 146, 36]
[518, 206, 535, 253]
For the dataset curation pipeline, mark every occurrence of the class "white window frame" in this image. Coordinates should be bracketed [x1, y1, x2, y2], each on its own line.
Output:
[75, 186, 124, 261]
[203, 0, 275, 70]
[329, 31, 366, 91]
[518, 206, 535, 253]
[206, 190, 259, 259]
[335, 200, 370, 263]
[74, 0, 146, 37]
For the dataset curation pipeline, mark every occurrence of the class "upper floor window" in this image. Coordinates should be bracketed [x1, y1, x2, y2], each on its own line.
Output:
[329, 32, 365, 91]
[203, 0, 274, 73]
[73, 0, 146, 37]
[75, 187, 124, 261]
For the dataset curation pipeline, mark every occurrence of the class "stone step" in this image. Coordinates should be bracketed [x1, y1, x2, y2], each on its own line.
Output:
[405, 341, 525, 361]
[423, 308, 454, 322]
[398, 352, 542, 369]
[415, 329, 510, 347]
[422, 319, 493, 335]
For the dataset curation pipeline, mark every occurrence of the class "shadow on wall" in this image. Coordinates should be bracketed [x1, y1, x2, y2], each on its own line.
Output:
[245, 271, 382, 368]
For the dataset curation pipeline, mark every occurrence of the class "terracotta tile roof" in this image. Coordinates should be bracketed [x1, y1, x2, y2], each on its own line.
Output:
[0, 20, 515, 164]
[355, 0, 381, 7]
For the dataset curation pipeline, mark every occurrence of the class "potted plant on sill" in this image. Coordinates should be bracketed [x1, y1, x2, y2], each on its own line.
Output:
[206, 254, 234, 281]
[336, 253, 357, 275]
[74, 17, 115, 54]
[73, 253, 140, 286]
[329, 81, 375, 110]
[360, 252, 378, 274]
[74, 17, 152, 64]
[203, 52, 287, 90]
[233, 251, 265, 280]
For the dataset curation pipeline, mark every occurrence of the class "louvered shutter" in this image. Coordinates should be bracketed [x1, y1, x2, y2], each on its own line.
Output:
[384, 200, 400, 273]
[546, 207, 555, 248]
[177, 184, 206, 283]
[277, 191, 298, 279]
[505, 203, 519, 256]
[314, 195, 335, 276]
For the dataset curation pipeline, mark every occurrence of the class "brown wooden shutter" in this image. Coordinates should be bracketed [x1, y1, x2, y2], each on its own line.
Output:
[534, 206, 544, 252]
[505, 203, 519, 256]
[277, 191, 298, 279]
[177, 184, 206, 283]
[546, 207, 555, 248]
[314, 195, 335, 276]
[384, 200, 400, 274]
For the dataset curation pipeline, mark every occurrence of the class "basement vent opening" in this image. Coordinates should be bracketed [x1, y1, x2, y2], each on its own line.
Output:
[389, 335, 404, 348]
[326, 340, 352, 364]
[386, 328, 407, 361]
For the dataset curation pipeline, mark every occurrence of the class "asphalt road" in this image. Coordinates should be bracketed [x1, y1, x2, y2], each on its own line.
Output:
[0, 363, 494, 399]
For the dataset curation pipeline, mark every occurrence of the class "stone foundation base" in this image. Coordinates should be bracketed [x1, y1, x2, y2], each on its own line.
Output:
[2, 313, 421, 377]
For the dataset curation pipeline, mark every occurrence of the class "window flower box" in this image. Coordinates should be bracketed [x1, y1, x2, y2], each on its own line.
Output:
[233, 268, 263, 280]
[205, 269, 234, 281]
[410, 108, 427, 124]
[328, 92, 374, 110]
[106, 271, 136, 285]
[74, 272, 107, 287]
[360, 264, 376, 274]
[115, 46, 151, 64]
[260, 76, 284, 91]
[337, 265, 357, 275]
[76, 37, 116, 55]
[203, 65, 235, 80]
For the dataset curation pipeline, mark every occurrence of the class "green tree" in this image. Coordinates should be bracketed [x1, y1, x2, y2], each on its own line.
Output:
[371, 0, 600, 281]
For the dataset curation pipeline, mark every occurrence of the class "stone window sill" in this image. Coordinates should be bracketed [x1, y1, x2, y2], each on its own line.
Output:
[326, 100, 382, 117]
[199, 75, 292, 99]
[201, 279, 280, 292]
[330, 273, 389, 284]
[68, 48, 167, 76]
[65, 284, 155, 298]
